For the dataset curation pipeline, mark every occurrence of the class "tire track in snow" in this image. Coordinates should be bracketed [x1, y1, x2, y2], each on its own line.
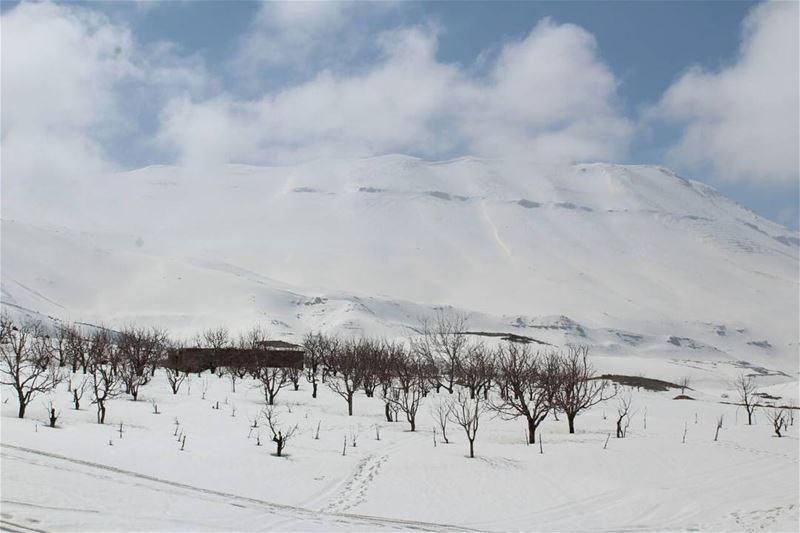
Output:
[1, 444, 478, 532]
[0, 519, 50, 533]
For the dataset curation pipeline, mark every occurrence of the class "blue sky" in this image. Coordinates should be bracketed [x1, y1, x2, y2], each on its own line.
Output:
[2, 0, 798, 227]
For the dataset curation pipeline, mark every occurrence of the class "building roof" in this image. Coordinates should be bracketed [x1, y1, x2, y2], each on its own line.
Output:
[255, 340, 304, 350]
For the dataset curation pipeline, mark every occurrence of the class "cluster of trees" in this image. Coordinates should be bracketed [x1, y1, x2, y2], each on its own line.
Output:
[3, 310, 792, 459]
[190, 325, 303, 404]
[0, 311, 615, 457]
[298, 311, 614, 456]
[0, 316, 169, 424]
[731, 372, 794, 437]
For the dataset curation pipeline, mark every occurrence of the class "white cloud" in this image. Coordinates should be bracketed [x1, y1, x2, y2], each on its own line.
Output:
[1, 1, 136, 183]
[1, 2, 633, 180]
[160, 19, 633, 167]
[653, 1, 799, 186]
[0, 1, 211, 225]
[461, 19, 632, 162]
[235, 1, 350, 73]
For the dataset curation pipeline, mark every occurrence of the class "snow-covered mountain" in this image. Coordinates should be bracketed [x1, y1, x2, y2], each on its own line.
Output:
[2, 156, 797, 373]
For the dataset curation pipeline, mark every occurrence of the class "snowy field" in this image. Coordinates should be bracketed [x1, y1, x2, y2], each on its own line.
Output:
[2, 360, 798, 532]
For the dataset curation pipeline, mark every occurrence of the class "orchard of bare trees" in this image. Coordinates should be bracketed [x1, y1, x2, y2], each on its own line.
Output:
[297, 311, 619, 457]
[2, 311, 790, 459]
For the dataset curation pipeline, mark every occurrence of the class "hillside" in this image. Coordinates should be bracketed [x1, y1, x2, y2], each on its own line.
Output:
[2, 156, 798, 374]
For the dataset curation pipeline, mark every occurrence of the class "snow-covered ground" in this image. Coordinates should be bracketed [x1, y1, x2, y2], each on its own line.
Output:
[1, 365, 798, 532]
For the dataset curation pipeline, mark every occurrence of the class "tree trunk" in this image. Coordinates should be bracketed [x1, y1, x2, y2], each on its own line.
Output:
[527, 417, 537, 444]
[468, 439, 474, 458]
[347, 394, 353, 416]
[97, 403, 107, 424]
[17, 398, 26, 419]
[409, 418, 416, 432]
[747, 409, 753, 425]
[312, 382, 318, 399]
[385, 402, 393, 422]
[567, 414, 576, 434]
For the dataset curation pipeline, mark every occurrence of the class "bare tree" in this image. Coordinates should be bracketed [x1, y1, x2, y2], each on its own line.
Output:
[240, 328, 292, 406]
[615, 392, 634, 438]
[302, 332, 331, 398]
[286, 366, 301, 391]
[225, 326, 263, 391]
[0, 317, 64, 419]
[414, 310, 470, 394]
[326, 338, 367, 415]
[70, 373, 89, 410]
[455, 342, 494, 400]
[199, 326, 231, 375]
[53, 324, 70, 368]
[379, 340, 402, 422]
[431, 396, 454, 444]
[257, 366, 290, 405]
[678, 376, 692, 395]
[553, 346, 611, 434]
[262, 405, 298, 457]
[117, 326, 167, 401]
[766, 408, 786, 437]
[386, 347, 427, 431]
[226, 365, 240, 393]
[87, 329, 121, 424]
[47, 400, 60, 428]
[64, 324, 89, 374]
[732, 373, 759, 425]
[450, 389, 486, 458]
[359, 337, 384, 398]
[491, 343, 554, 444]
[165, 346, 187, 395]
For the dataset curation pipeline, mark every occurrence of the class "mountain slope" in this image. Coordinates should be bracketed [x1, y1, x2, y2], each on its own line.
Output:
[1, 156, 797, 372]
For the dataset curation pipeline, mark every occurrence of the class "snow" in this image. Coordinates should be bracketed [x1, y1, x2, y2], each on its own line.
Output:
[1, 157, 799, 530]
[2, 158, 798, 375]
[2, 369, 798, 531]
